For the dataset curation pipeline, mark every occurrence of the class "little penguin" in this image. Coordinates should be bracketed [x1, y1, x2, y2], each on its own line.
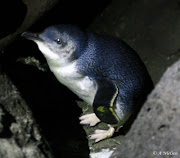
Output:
[21, 25, 153, 143]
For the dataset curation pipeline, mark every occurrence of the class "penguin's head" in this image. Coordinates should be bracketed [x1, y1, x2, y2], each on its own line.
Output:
[22, 25, 86, 65]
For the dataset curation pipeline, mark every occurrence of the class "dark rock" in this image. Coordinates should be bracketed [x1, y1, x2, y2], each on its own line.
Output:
[0, 0, 58, 51]
[0, 0, 27, 39]
[111, 60, 180, 158]
[89, 0, 180, 84]
[0, 74, 53, 158]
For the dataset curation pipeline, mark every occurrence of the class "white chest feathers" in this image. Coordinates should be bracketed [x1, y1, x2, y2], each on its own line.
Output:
[48, 61, 97, 105]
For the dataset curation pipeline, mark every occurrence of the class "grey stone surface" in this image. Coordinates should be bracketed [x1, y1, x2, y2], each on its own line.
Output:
[110, 59, 180, 158]
[0, 74, 53, 158]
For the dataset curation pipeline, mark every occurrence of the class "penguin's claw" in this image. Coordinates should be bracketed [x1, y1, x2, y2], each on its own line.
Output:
[88, 126, 115, 143]
[79, 113, 101, 127]
[80, 114, 115, 143]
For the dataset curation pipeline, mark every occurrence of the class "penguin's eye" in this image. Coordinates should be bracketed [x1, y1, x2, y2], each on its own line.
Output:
[55, 38, 62, 44]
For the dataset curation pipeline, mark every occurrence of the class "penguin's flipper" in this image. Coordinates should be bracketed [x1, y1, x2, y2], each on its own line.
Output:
[93, 79, 120, 124]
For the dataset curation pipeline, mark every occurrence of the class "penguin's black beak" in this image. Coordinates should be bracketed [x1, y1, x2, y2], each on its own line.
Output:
[21, 32, 42, 41]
